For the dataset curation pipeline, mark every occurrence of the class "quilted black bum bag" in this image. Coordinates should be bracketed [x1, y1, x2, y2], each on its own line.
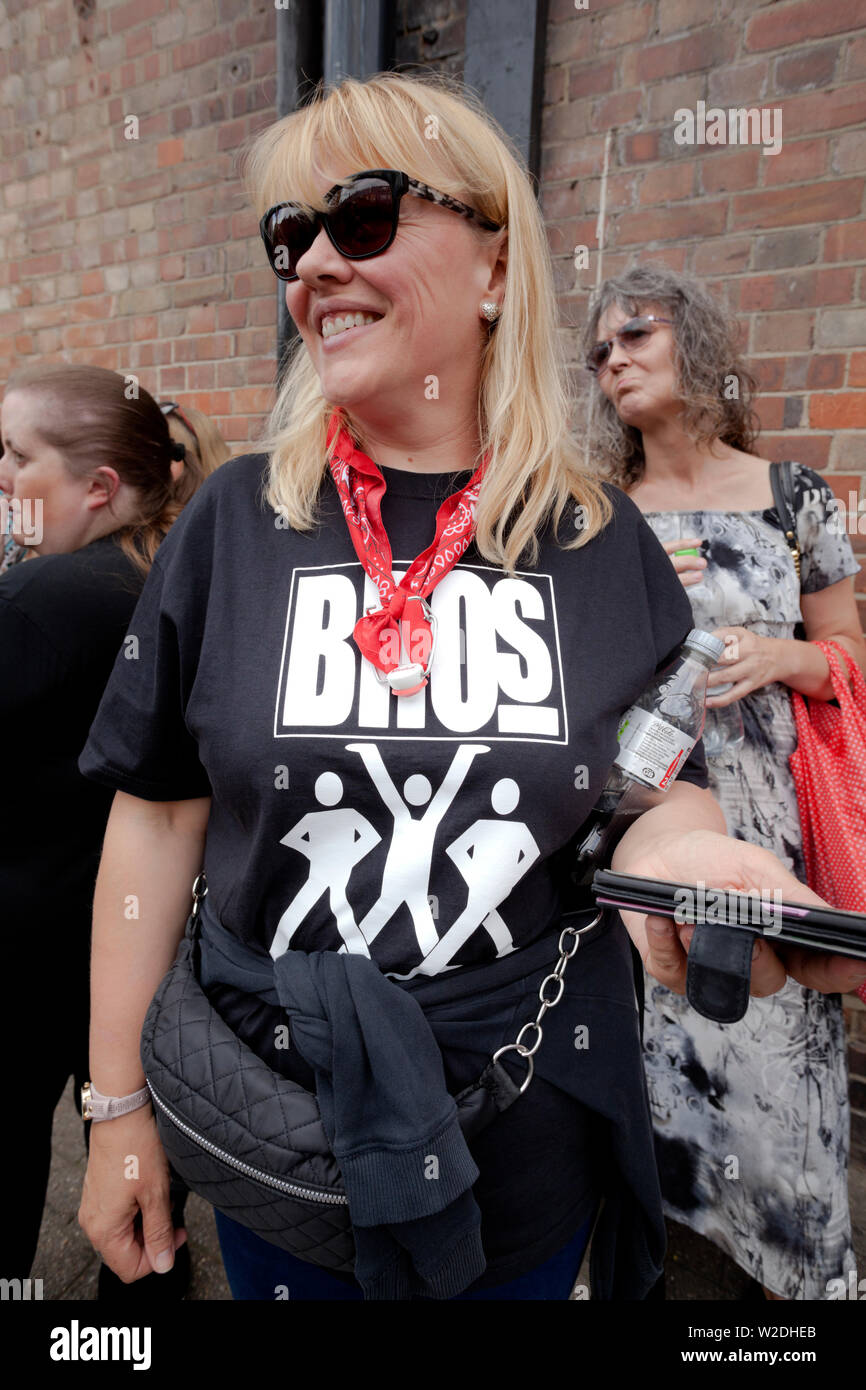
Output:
[140, 874, 603, 1274]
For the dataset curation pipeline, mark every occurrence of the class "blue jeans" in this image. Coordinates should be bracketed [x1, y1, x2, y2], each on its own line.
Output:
[215, 1207, 596, 1301]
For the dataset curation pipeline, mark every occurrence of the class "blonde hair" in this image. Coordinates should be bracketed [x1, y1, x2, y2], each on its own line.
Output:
[239, 72, 611, 571]
[161, 402, 231, 503]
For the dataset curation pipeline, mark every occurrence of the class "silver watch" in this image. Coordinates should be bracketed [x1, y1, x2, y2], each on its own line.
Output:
[81, 1080, 151, 1122]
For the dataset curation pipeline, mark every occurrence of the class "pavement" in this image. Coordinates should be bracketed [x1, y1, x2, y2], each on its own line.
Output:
[34, 1077, 865, 1301]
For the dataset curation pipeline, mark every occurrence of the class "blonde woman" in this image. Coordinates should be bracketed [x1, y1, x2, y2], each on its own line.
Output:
[159, 400, 231, 502]
[76, 75, 865, 1302]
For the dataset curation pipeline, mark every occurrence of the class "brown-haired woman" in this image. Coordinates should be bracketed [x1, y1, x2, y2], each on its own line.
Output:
[581, 265, 865, 1301]
[0, 363, 210, 1290]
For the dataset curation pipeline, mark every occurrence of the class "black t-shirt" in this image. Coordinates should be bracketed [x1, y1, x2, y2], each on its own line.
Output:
[0, 535, 145, 923]
[79, 454, 708, 978]
[78, 456, 708, 1284]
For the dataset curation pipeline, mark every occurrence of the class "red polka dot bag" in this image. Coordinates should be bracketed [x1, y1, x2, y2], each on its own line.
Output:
[790, 639, 866, 1003]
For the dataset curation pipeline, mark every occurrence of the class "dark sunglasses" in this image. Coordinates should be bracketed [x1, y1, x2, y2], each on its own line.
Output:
[259, 169, 501, 283]
[585, 315, 674, 375]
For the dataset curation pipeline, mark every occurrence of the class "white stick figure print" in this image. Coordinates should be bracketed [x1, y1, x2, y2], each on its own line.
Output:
[346, 741, 490, 954]
[269, 771, 381, 960]
[390, 777, 539, 980]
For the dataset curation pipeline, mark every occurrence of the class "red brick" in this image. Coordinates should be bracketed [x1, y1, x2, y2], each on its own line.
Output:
[700, 149, 761, 193]
[657, 0, 708, 31]
[637, 27, 736, 81]
[751, 358, 788, 392]
[622, 131, 660, 164]
[111, 0, 167, 34]
[542, 100, 591, 144]
[546, 219, 599, 258]
[592, 90, 642, 130]
[546, 16, 594, 67]
[639, 245, 689, 272]
[751, 311, 814, 352]
[157, 139, 185, 168]
[824, 220, 866, 260]
[763, 138, 829, 186]
[808, 355, 847, 389]
[692, 239, 753, 275]
[187, 305, 217, 333]
[759, 433, 832, 469]
[638, 162, 695, 204]
[544, 66, 566, 107]
[850, 353, 866, 387]
[746, 0, 866, 52]
[159, 367, 187, 394]
[781, 82, 866, 138]
[810, 394, 866, 428]
[187, 363, 216, 391]
[731, 179, 863, 231]
[755, 396, 786, 430]
[846, 35, 866, 79]
[160, 255, 185, 281]
[824, 472, 866, 500]
[816, 267, 858, 304]
[569, 59, 616, 100]
[231, 386, 274, 415]
[216, 302, 247, 331]
[125, 26, 153, 60]
[599, 3, 652, 48]
[615, 200, 727, 245]
[774, 43, 841, 93]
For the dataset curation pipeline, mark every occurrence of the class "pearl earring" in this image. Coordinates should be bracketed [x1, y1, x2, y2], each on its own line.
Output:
[479, 299, 500, 322]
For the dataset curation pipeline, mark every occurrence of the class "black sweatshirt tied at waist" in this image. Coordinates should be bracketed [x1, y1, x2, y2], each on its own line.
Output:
[198, 898, 666, 1300]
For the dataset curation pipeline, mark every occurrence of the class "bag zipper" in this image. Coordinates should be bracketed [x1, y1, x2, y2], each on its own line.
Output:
[147, 1083, 349, 1207]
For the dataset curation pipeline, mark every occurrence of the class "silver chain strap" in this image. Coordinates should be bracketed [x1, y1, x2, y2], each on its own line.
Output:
[190, 871, 601, 1097]
[491, 911, 602, 1094]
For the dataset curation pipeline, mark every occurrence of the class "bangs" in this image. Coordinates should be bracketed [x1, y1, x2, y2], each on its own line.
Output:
[243, 75, 504, 222]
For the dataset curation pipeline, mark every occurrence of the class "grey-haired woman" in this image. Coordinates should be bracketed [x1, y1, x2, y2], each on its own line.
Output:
[582, 265, 865, 1301]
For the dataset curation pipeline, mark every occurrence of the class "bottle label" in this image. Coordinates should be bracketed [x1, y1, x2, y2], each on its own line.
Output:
[614, 707, 697, 790]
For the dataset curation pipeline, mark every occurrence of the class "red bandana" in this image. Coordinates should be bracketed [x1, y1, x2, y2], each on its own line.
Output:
[327, 412, 487, 696]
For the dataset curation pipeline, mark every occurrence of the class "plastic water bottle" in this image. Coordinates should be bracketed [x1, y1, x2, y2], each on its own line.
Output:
[573, 628, 725, 881]
[701, 674, 745, 758]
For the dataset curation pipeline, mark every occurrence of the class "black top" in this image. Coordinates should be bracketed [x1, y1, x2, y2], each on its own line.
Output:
[79, 455, 708, 977]
[0, 535, 145, 924]
[78, 457, 709, 1291]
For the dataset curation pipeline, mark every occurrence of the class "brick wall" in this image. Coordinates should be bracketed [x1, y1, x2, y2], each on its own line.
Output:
[3, 0, 865, 1183]
[0, 0, 279, 448]
[394, 0, 467, 75]
[541, 0, 866, 631]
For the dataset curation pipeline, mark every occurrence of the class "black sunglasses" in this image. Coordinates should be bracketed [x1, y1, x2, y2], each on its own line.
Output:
[259, 169, 501, 283]
[585, 315, 674, 375]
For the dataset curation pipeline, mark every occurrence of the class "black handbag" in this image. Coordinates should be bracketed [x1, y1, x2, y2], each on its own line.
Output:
[140, 873, 598, 1272]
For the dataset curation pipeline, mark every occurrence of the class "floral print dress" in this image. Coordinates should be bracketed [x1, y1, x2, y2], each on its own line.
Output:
[641, 462, 861, 1300]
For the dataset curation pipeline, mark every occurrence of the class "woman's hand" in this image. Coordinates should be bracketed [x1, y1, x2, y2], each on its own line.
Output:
[611, 827, 866, 999]
[79, 1106, 186, 1282]
[706, 626, 781, 704]
[659, 537, 708, 589]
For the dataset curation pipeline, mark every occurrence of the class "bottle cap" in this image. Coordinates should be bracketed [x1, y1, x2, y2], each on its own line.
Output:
[684, 628, 725, 661]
